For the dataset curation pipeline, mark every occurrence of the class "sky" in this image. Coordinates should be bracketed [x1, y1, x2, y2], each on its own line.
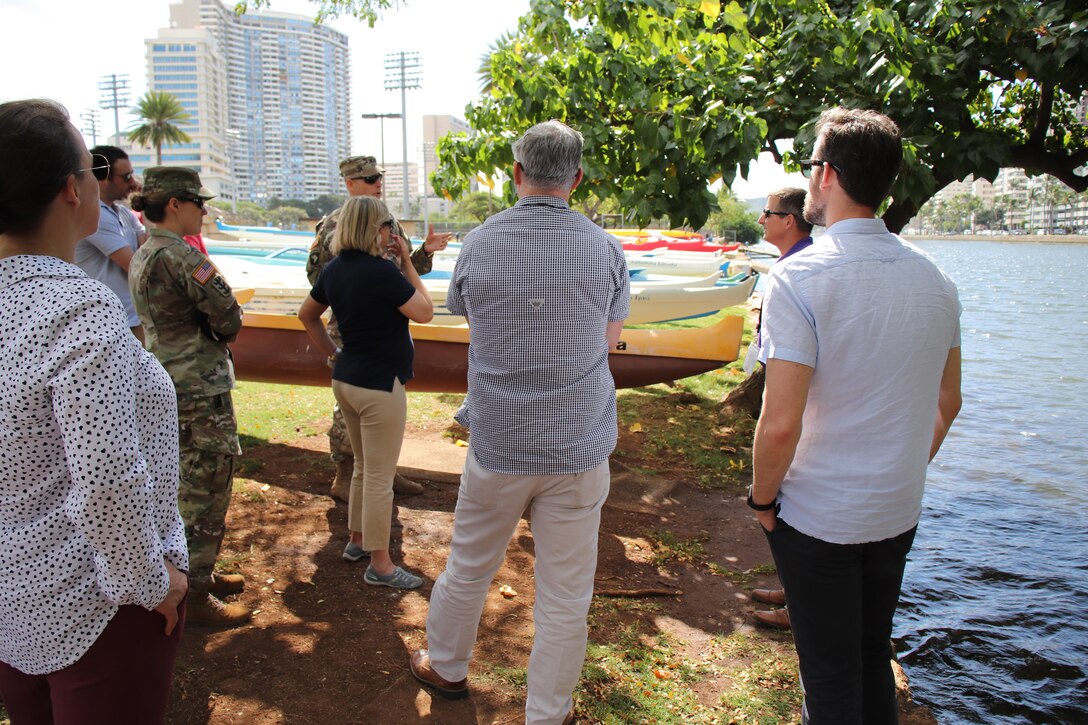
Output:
[0, 0, 802, 201]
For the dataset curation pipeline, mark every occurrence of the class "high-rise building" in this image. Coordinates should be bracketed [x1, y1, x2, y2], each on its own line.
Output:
[140, 0, 351, 205]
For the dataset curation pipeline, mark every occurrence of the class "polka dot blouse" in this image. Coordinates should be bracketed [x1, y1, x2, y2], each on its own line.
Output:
[0, 255, 189, 675]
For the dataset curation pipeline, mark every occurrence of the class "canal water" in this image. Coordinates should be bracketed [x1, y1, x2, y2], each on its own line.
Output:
[894, 240, 1088, 723]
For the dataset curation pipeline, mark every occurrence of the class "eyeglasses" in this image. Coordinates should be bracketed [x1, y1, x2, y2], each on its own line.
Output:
[354, 173, 382, 184]
[799, 159, 842, 178]
[177, 196, 205, 209]
[762, 209, 792, 218]
[76, 153, 110, 177]
[116, 171, 135, 183]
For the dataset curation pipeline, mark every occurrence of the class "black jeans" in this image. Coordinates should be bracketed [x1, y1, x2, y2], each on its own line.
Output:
[765, 519, 917, 725]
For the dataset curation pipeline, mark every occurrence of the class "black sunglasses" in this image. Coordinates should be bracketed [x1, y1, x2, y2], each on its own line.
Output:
[799, 159, 843, 179]
[762, 208, 792, 218]
[177, 196, 206, 209]
[354, 173, 383, 184]
[116, 171, 135, 183]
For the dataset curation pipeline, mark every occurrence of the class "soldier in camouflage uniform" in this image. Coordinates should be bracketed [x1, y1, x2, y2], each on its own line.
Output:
[129, 167, 251, 629]
[308, 155, 453, 501]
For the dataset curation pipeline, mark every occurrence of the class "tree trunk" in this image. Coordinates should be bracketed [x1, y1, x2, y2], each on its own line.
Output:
[722, 365, 765, 419]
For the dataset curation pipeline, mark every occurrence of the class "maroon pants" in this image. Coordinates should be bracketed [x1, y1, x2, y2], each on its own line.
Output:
[0, 601, 185, 725]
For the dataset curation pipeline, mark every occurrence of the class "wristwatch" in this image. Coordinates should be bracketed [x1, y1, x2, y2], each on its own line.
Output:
[747, 485, 777, 511]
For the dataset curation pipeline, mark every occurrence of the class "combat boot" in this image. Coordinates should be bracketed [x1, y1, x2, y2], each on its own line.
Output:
[208, 572, 245, 597]
[330, 459, 353, 503]
[393, 473, 424, 496]
[187, 592, 252, 628]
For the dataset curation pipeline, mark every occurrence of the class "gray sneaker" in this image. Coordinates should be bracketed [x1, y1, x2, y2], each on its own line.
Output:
[364, 565, 423, 590]
[343, 542, 370, 562]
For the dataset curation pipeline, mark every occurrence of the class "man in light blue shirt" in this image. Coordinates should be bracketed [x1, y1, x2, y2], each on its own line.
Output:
[750, 108, 962, 724]
[75, 145, 142, 342]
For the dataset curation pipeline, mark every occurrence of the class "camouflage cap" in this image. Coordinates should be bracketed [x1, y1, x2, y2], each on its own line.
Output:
[142, 166, 216, 200]
[339, 155, 383, 179]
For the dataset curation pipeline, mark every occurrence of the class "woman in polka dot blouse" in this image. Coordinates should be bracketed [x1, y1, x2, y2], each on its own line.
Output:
[0, 100, 190, 723]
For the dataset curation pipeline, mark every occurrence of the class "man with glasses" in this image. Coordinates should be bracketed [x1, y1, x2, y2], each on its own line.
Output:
[745, 187, 814, 631]
[750, 108, 962, 723]
[75, 145, 144, 342]
[307, 155, 453, 504]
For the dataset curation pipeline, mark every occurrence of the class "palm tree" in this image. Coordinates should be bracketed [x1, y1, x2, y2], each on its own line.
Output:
[127, 91, 191, 166]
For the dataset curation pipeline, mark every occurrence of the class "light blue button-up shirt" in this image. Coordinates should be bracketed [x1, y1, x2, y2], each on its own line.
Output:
[760, 218, 961, 544]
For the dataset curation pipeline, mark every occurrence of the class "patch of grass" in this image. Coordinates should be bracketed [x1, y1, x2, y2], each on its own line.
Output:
[647, 529, 708, 567]
[616, 306, 759, 492]
[407, 391, 464, 430]
[578, 624, 720, 723]
[236, 455, 265, 476]
[588, 596, 665, 630]
[710, 631, 803, 723]
[706, 562, 778, 588]
[477, 663, 528, 689]
[215, 546, 255, 574]
[234, 382, 331, 445]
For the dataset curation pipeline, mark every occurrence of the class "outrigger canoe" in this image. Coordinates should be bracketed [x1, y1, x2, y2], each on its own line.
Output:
[231, 312, 744, 392]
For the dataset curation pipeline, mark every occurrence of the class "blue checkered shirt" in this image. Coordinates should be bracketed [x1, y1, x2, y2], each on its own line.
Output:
[446, 195, 630, 474]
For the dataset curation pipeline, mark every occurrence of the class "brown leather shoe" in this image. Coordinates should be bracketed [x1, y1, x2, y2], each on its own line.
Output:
[187, 592, 252, 629]
[752, 588, 786, 606]
[754, 607, 791, 630]
[410, 649, 468, 700]
[208, 572, 245, 597]
[393, 473, 424, 496]
[330, 459, 353, 503]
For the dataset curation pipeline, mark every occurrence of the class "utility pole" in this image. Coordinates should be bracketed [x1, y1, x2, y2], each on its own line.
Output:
[360, 112, 402, 167]
[98, 74, 131, 142]
[384, 51, 421, 219]
[80, 109, 101, 147]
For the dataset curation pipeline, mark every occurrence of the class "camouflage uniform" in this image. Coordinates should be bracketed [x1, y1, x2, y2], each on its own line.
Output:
[131, 226, 243, 592]
[306, 184, 433, 465]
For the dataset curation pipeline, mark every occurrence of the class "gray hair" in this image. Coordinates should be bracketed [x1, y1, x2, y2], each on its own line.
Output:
[511, 120, 583, 190]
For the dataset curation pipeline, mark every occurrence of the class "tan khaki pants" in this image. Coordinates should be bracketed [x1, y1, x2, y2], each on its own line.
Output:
[331, 379, 406, 549]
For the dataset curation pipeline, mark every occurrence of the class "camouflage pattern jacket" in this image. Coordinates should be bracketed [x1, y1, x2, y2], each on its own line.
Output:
[130, 228, 242, 397]
[306, 206, 433, 287]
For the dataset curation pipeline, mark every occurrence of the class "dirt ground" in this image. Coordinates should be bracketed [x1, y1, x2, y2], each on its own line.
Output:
[165, 418, 937, 724]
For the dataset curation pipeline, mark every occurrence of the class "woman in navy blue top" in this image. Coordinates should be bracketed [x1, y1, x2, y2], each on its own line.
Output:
[299, 197, 433, 589]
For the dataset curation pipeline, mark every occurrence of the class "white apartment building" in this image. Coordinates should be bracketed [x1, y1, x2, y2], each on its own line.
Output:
[141, 0, 351, 205]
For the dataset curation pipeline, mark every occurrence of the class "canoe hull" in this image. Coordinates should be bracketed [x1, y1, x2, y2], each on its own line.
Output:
[231, 313, 743, 392]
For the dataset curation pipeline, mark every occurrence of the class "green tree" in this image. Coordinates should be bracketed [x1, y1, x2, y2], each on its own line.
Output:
[451, 192, 506, 223]
[227, 201, 270, 226]
[267, 206, 308, 229]
[237, 0, 399, 25]
[127, 91, 192, 166]
[707, 188, 762, 244]
[430, 0, 1087, 232]
[306, 194, 346, 219]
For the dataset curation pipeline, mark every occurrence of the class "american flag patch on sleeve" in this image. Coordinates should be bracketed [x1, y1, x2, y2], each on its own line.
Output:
[191, 259, 216, 285]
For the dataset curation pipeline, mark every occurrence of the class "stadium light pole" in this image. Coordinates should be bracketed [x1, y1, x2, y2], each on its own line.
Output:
[360, 112, 402, 168]
[384, 51, 421, 219]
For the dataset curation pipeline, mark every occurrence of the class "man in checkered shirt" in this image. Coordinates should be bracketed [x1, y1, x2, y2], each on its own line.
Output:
[410, 120, 629, 724]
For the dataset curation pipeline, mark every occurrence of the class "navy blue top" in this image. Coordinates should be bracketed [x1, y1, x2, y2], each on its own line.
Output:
[310, 250, 417, 391]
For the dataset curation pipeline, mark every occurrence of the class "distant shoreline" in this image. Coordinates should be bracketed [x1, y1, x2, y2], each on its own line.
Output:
[904, 233, 1088, 244]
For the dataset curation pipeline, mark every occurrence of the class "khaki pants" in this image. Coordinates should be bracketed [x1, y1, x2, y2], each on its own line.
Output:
[331, 379, 407, 549]
[426, 450, 610, 725]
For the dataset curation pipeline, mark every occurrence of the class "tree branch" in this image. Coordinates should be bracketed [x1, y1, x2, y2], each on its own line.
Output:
[1027, 85, 1055, 148]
